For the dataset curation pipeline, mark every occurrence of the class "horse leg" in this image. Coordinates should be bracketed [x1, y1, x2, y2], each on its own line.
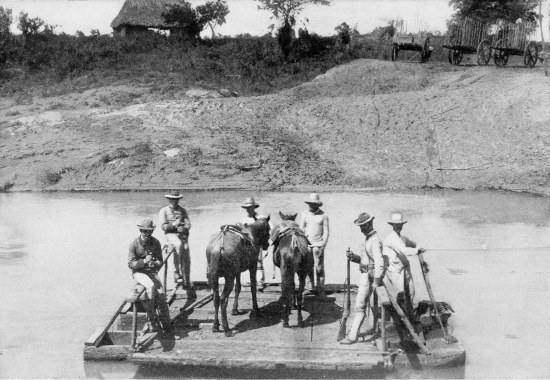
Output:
[281, 277, 294, 328]
[249, 263, 261, 317]
[297, 269, 307, 328]
[232, 273, 241, 316]
[221, 277, 235, 337]
[212, 280, 221, 333]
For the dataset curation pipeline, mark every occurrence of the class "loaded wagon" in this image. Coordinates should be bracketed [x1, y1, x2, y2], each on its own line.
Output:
[391, 19, 432, 63]
[444, 17, 492, 66]
[491, 19, 539, 67]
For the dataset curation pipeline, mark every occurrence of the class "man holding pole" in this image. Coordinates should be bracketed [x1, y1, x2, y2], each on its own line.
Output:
[383, 213, 425, 323]
[340, 212, 385, 345]
[128, 218, 173, 334]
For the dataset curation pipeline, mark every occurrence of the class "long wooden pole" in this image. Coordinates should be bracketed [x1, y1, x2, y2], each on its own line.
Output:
[418, 253, 450, 342]
[383, 281, 430, 355]
[337, 252, 351, 341]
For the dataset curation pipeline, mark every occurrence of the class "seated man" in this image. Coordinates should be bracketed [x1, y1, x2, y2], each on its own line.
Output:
[128, 218, 173, 335]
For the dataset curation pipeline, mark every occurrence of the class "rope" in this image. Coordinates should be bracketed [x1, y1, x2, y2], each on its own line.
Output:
[426, 246, 550, 252]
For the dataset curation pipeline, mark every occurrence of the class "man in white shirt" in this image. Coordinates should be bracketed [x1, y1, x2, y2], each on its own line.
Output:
[299, 193, 329, 296]
[383, 213, 425, 321]
[340, 212, 385, 344]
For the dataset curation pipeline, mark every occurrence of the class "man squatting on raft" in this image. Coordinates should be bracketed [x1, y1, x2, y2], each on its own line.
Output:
[127, 219, 174, 334]
[340, 212, 385, 345]
[159, 191, 192, 290]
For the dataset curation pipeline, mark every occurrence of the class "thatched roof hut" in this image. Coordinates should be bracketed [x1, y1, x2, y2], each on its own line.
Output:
[111, 0, 181, 35]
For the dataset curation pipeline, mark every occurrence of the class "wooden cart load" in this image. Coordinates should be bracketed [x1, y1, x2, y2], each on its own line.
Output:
[391, 19, 433, 63]
[491, 19, 539, 67]
[444, 17, 492, 66]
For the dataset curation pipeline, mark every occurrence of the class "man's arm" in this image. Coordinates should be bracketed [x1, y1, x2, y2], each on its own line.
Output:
[299, 212, 306, 232]
[159, 207, 177, 233]
[389, 234, 419, 256]
[321, 215, 329, 247]
[181, 208, 191, 230]
[372, 237, 385, 281]
[128, 241, 146, 270]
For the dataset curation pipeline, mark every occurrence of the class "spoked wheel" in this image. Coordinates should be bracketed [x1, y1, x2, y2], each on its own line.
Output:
[493, 39, 509, 67]
[523, 41, 538, 68]
[392, 45, 399, 61]
[448, 49, 463, 65]
[476, 40, 492, 66]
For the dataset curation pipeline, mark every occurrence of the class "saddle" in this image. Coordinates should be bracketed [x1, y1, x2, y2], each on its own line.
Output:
[272, 224, 309, 268]
[219, 224, 254, 247]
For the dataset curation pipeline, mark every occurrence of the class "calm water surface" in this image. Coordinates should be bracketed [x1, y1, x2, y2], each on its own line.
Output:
[0, 190, 549, 379]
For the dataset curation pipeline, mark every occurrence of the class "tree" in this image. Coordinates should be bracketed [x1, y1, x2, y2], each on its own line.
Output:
[449, 0, 539, 23]
[256, 0, 330, 57]
[196, 0, 229, 38]
[0, 7, 12, 66]
[163, 1, 203, 39]
[335, 22, 351, 45]
[17, 12, 45, 35]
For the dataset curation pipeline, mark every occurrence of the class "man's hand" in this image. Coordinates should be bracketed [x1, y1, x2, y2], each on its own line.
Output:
[172, 219, 181, 227]
[346, 248, 354, 260]
[374, 277, 383, 287]
[418, 247, 426, 254]
[177, 226, 185, 233]
[145, 255, 153, 263]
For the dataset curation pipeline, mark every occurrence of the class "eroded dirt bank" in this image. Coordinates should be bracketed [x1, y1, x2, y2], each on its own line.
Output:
[1, 59, 549, 195]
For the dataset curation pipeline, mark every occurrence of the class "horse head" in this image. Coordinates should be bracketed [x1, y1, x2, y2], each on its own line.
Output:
[244, 215, 271, 251]
[279, 211, 297, 221]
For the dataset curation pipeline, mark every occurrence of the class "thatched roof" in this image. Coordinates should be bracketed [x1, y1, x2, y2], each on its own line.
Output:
[111, 0, 181, 29]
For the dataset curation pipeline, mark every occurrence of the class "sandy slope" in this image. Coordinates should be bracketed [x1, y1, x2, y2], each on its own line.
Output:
[0, 59, 549, 194]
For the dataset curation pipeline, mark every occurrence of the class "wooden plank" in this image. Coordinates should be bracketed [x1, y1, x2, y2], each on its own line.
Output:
[92, 300, 127, 348]
[83, 345, 131, 361]
[85, 327, 107, 346]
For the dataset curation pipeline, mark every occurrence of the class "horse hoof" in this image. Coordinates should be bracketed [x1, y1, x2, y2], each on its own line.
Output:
[224, 330, 233, 337]
[282, 321, 290, 328]
[298, 321, 305, 328]
[212, 326, 221, 333]
[231, 309, 239, 316]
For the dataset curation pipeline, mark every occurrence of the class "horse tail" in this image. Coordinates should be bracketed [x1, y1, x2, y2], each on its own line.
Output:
[207, 232, 225, 287]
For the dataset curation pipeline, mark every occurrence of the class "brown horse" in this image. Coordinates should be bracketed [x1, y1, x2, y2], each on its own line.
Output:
[206, 217, 270, 337]
[272, 212, 312, 328]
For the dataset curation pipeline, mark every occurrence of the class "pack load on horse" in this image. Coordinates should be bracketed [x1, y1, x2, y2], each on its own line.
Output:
[205, 217, 271, 337]
[271, 211, 312, 328]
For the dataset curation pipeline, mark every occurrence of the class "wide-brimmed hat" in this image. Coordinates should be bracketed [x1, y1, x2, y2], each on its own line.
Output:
[354, 212, 374, 226]
[305, 193, 323, 206]
[388, 213, 407, 225]
[165, 191, 183, 199]
[137, 218, 156, 230]
[241, 197, 259, 209]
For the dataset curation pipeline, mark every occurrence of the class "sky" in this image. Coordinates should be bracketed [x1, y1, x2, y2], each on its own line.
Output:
[1, 0, 456, 36]
[1, 0, 548, 39]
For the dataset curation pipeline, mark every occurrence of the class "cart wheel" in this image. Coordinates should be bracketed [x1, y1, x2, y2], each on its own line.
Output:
[476, 40, 492, 66]
[493, 39, 509, 67]
[392, 45, 398, 62]
[523, 41, 538, 68]
[449, 49, 463, 65]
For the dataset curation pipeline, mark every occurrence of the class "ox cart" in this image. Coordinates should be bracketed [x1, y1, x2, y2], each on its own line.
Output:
[391, 20, 432, 63]
[444, 17, 492, 66]
[492, 19, 539, 67]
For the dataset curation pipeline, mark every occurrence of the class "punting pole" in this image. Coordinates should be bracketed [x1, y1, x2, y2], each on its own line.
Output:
[382, 281, 430, 355]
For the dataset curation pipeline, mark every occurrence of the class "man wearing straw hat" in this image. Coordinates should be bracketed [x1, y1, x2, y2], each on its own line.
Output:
[299, 193, 329, 296]
[240, 197, 269, 290]
[159, 191, 192, 290]
[128, 218, 173, 334]
[383, 213, 425, 322]
[340, 212, 385, 345]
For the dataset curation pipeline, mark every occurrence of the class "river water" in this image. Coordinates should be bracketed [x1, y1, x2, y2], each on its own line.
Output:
[0, 190, 549, 379]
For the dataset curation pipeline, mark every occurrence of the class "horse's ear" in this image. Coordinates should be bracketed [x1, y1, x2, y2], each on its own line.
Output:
[291, 213, 297, 221]
[266, 215, 270, 222]
[278, 211, 284, 219]
[243, 223, 249, 228]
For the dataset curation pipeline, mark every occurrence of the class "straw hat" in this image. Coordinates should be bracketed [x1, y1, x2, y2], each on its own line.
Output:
[165, 191, 183, 199]
[354, 212, 374, 226]
[241, 197, 260, 209]
[305, 193, 323, 206]
[137, 218, 156, 230]
[388, 213, 407, 225]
